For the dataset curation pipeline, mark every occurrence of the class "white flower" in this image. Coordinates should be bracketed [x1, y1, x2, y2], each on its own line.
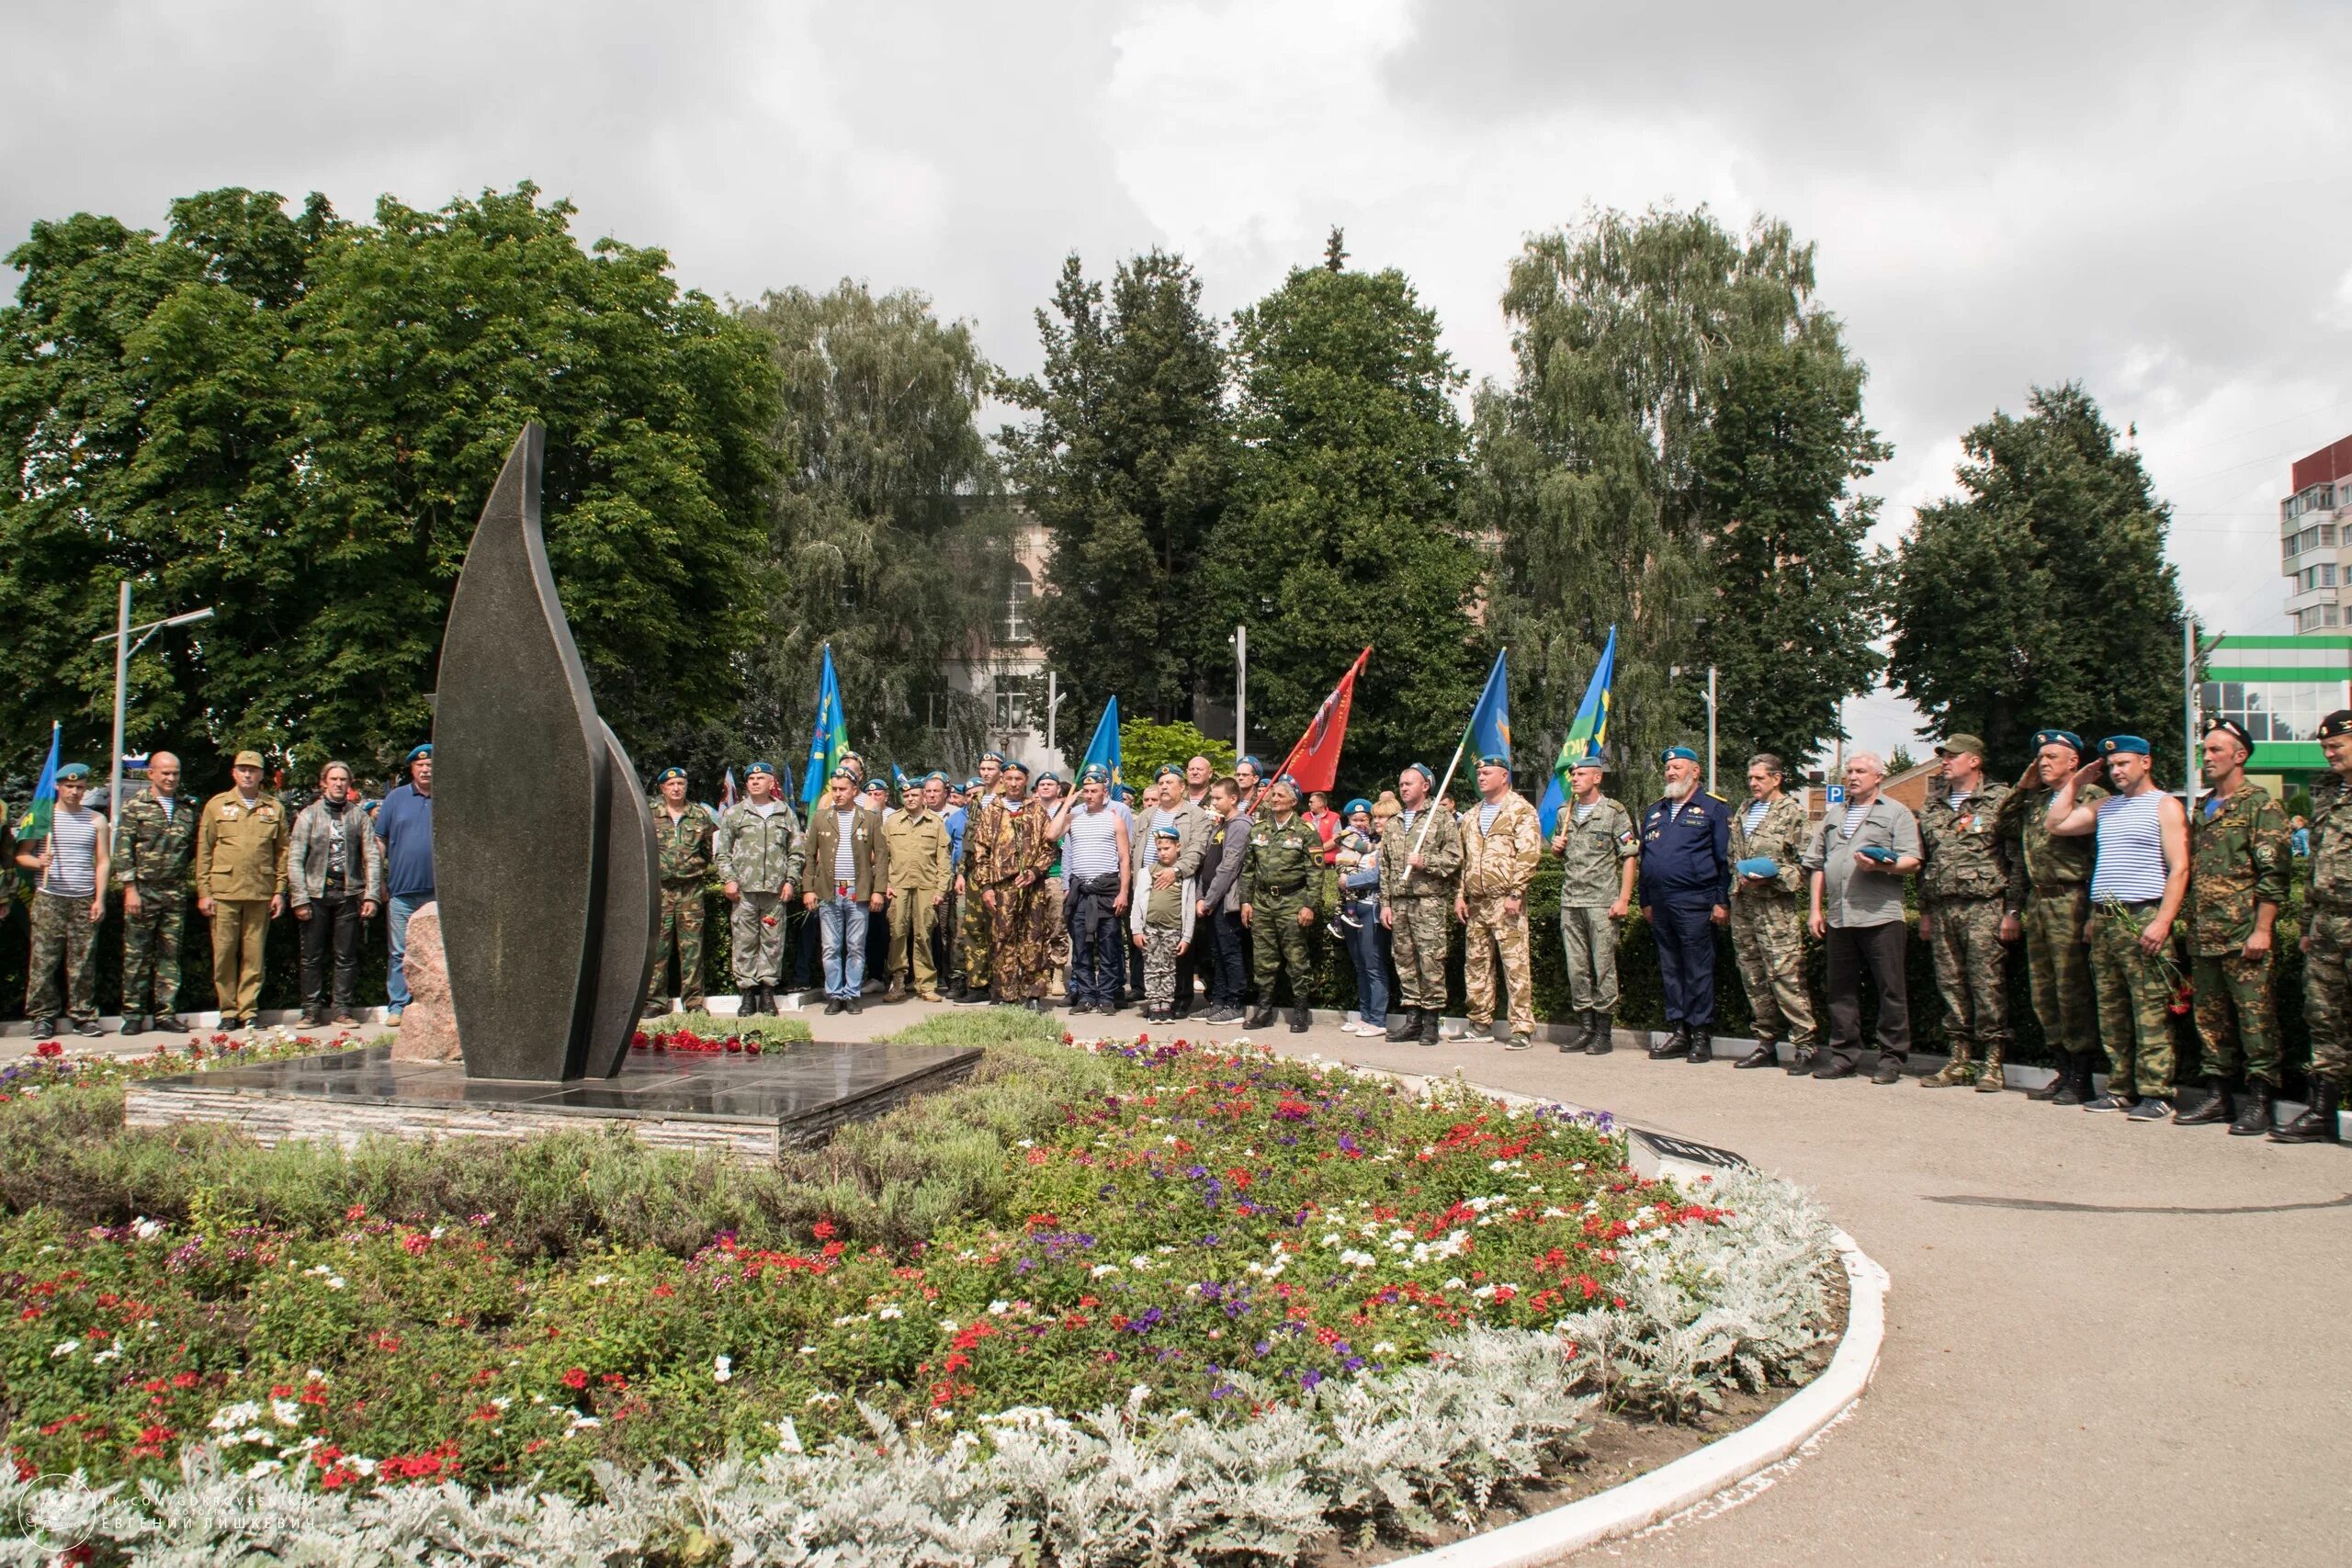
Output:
[131, 1217, 164, 1240]
[937, 1320, 959, 1334]
[244, 1459, 282, 1477]
[1090, 1264, 1121, 1279]
[91, 1347, 120, 1364]
[988, 1300, 1011, 1315]
[877, 1304, 904, 1320]
[272, 1399, 301, 1426]
[774, 1416, 803, 1453]
[798, 1345, 816, 1355]
[1373, 1341, 1396, 1355]
[591, 1273, 612, 1286]
[209, 1403, 262, 1433]
[348, 1456, 379, 1476]
[713, 1355, 732, 1383]
[1339, 1248, 1375, 1269]
[50, 1340, 79, 1359]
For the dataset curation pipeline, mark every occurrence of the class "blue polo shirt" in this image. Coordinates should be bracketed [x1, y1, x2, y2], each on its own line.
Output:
[375, 783, 435, 899]
[1637, 791, 1732, 904]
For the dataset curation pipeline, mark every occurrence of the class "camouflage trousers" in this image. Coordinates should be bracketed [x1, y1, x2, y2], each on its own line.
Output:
[2023, 886, 2098, 1053]
[987, 884, 1055, 1001]
[2301, 908, 2352, 1089]
[120, 886, 186, 1015]
[1043, 875, 1069, 974]
[645, 879, 707, 1010]
[1388, 895, 1450, 1011]
[958, 880, 993, 990]
[2190, 950, 2278, 1085]
[1464, 897, 1533, 1035]
[1250, 892, 1314, 1006]
[1558, 904, 1622, 1014]
[27, 890, 97, 1023]
[729, 891, 786, 987]
[1142, 925, 1182, 1009]
[886, 887, 943, 998]
[2087, 903, 2177, 1098]
[1730, 890, 1816, 1047]
[1927, 896, 2010, 1063]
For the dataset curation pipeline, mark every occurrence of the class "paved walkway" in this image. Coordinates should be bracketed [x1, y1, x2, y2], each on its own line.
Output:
[21, 997, 2348, 1563]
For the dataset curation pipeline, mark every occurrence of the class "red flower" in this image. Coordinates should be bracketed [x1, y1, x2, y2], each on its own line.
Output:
[560, 1367, 588, 1391]
[812, 1219, 837, 1239]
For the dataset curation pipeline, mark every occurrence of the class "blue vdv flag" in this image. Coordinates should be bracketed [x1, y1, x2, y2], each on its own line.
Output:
[1466, 650, 1511, 762]
[1080, 696, 1121, 785]
[1536, 772, 1565, 840]
[800, 646, 849, 810]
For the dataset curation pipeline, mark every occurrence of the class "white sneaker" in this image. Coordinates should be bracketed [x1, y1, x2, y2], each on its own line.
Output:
[1343, 1021, 1373, 1036]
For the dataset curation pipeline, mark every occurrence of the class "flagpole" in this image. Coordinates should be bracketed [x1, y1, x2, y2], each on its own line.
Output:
[1412, 728, 1469, 858]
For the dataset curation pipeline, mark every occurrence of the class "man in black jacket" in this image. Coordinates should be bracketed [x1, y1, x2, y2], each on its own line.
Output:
[1197, 778, 1252, 1022]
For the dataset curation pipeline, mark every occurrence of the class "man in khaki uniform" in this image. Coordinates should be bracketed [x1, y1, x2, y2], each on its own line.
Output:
[883, 773, 955, 1002]
[1457, 754, 1543, 1050]
[193, 750, 290, 1029]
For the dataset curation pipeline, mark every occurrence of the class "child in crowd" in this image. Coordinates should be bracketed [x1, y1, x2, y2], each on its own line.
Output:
[1332, 798, 1388, 1036]
[1129, 825, 1195, 1022]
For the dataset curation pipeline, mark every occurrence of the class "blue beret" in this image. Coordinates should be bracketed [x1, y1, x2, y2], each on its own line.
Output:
[2099, 735, 2150, 757]
[743, 761, 776, 777]
[1476, 753, 1510, 771]
[923, 770, 949, 785]
[1736, 856, 1781, 881]
[1081, 763, 1111, 784]
[960, 777, 981, 792]
[1154, 762, 1183, 781]
[656, 767, 687, 784]
[1268, 773, 1300, 794]
[980, 750, 1006, 766]
[1662, 746, 1699, 765]
[1404, 761, 1434, 784]
[998, 758, 1029, 775]
[863, 777, 888, 793]
[1152, 824, 1182, 840]
[54, 763, 90, 781]
[1342, 797, 1372, 817]
[1237, 754, 1264, 773]
[404, 743, 433, 763]
[829, 767, 856, 784]
[2032, 729, 2085, 754]
[1114, 784, 1137, 803]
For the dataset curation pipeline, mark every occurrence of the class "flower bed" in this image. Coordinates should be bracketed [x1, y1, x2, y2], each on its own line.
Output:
[0, 1014, 1841, 1564]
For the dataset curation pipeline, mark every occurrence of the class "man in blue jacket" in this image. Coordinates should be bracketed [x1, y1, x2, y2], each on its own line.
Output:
[1639, 746, 1733, 1062]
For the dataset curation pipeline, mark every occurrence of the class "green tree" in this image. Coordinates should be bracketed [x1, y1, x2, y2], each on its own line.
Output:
[1887, 383, 2187, 767]
[1469, 208, 1885, 801]
[1118, 717, 1235, 784]
[1200, 231, 1480, 788]
[1001, 250, 1229, 728]
[734, 283, 1013, 777]
[0, 184, 776, 786]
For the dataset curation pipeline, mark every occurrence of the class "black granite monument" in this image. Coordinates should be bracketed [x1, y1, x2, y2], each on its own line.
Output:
[433, 424, 661, 1081]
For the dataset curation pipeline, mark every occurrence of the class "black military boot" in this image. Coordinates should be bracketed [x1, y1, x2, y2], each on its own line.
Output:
[2025, 1055, 2070, 1100]
[119, 1013, 147, 1037]
[1648, 1024, 1688, 1061]
[2052, 1052, 2094, 1107]
[1385, 1013, 1418, 1043]
[1244, 1004, 1276, 1031]
[1586, 1012, 1614, 1055]
[2228, 1081, 2277, 1137]
[2270, 1082, 2342, 1144]
[1786, 1044, 1818, 1075]
[1736, 1038, 1779, 1069]
[1287, 1004, 1311, 1034]
[151, 1012, 187, 1034]
[2172, 1076, 2233, 1126]
[1685, 1031, 1713, 1065]
[1419, 1009, 1441, 1046]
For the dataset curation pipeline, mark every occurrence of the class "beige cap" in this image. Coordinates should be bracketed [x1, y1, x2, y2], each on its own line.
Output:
[232, 750, 265, 769]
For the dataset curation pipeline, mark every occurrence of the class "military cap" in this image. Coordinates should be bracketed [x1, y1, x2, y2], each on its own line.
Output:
[656, 766, 687, 784]
[2031, 728, 2085, 755]
[1265, 773, 1300, 799]
[922, 770, 949, 786]
[1343, 796, 1372, 817]
[1032, 770, 1059, 788]
[999, 758, 1029, 776]
[744, 760, 776, 777]
[1476, 753, 1511, 772]
[2202, 717, 2255, 759]
[1570, 753, 1608, 773]
[2099, 735, 2151, 757]
[1662, 745, 1699, 765]
[960, 777, 982, 793]
[828, 766, 857, 784]
[1236, 753, 1264, 774]
[1152, 824, 1182, 840]
[1935, 734, 1986, 760]
[403, 743, 433, 764]
[1081, 763, 1111, 784]
[1154, 761, 1183, 781]
[232, 750, 266, 769]
[2321, 710, 2352, 740]
[980, 750, 1006, 766]
[862, 777, 888, 795]
[54, 762, 90, 781]
[1114, 783, 1137, 803]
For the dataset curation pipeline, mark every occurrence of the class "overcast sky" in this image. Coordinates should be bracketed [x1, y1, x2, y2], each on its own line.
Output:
[8, 0, 2348, 757]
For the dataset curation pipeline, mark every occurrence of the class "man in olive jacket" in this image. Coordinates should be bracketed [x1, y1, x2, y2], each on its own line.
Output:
[193, 750, 291, 1030]
[801, 769, 889, 1015]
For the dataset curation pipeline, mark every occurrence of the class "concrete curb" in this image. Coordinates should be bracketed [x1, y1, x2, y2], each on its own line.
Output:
[1386, 1226, 1889, 1568]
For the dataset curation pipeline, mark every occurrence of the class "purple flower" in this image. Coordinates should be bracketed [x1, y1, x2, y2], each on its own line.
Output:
[1299, 1369, 1323, 1390]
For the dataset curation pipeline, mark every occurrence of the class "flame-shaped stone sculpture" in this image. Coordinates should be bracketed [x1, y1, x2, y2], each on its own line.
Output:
[433, 424, 659, 1080]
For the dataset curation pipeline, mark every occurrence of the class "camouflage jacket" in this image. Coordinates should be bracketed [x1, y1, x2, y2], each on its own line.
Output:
[1460, 791, 1542, 901]
[2185, 782, 2290, 955]
[1919, 781, 2018, 908]
[1239, 815, 1326, 910]
[112, 787, 198, 890]
[1554, 795, 1638, 907]
[1378, 801, 1463, 900]
[968, 796, 1052, 892]
[1727, 794, 1807, 898]
[2306, 774, 2352, 912]
[1997, 780, 2104, 903]
[651, 804, 716, 884]
[715, 798, 802, 892]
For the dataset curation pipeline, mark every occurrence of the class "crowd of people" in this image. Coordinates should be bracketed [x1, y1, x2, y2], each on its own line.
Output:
[13, 713, 2348, 1147]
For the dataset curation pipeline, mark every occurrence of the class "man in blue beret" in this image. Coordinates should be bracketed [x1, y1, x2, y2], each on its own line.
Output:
[1639, 746, 1733, 1062]
[1995, 727, 2106, 1103]
[640, 766, 717, 1017]
[2176, 717, 2290, 1133]
[375, 743, 435, 1025]
[1727, 753, 1817, 1072]
[2278, 707, 2352, 1142]
[950, 754, 1007, 1003]
[18, 763, 107, 1039]
[715, 761, 801, 1015]
[1380, 761, 1463, 1043]
[2044, 735, 2189, 1119]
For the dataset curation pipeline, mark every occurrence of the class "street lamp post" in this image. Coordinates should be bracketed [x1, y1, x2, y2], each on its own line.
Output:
[1043, 669, 1070, 761]
[1232, 624, 1248, 756]
[91, 582, 213, 826]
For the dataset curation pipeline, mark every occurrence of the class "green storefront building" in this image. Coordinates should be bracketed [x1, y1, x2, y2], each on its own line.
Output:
[2198, 634, 2352, 792]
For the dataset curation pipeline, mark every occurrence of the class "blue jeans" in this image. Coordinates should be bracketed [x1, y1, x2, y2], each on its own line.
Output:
[386, 893, 429, 1009]
[819, 896, 868, 999]
[1343, 898, 1387, 1026]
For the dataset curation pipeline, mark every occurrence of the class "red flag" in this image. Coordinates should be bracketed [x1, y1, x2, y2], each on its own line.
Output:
[1272, 648, 1371, 794]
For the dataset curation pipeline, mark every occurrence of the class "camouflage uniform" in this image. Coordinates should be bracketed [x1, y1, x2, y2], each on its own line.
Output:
[1461, 790, 1540, 1038]
[1379, 802, 1462, 1013]
[2186, 782, 2290, 1085]
[28, 887, 98, 1023]
[1555, 794, 1637, 1014]
[716, 798, 802, 989]
[2086, 901, 2179, 1099]
[970, 795, 1056, 1002]
[1241, 814, 1327, 1009]
[1998, 779, 2105, 1059]
[1727, 794, 1815, 1049]
[2301, 773, 2352, 1089]
[645, 804, 716, 1011]
[956, 786, 1000, 994]
[113, 787, 198, 1016]
[1917, 780, 2018, 1085]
